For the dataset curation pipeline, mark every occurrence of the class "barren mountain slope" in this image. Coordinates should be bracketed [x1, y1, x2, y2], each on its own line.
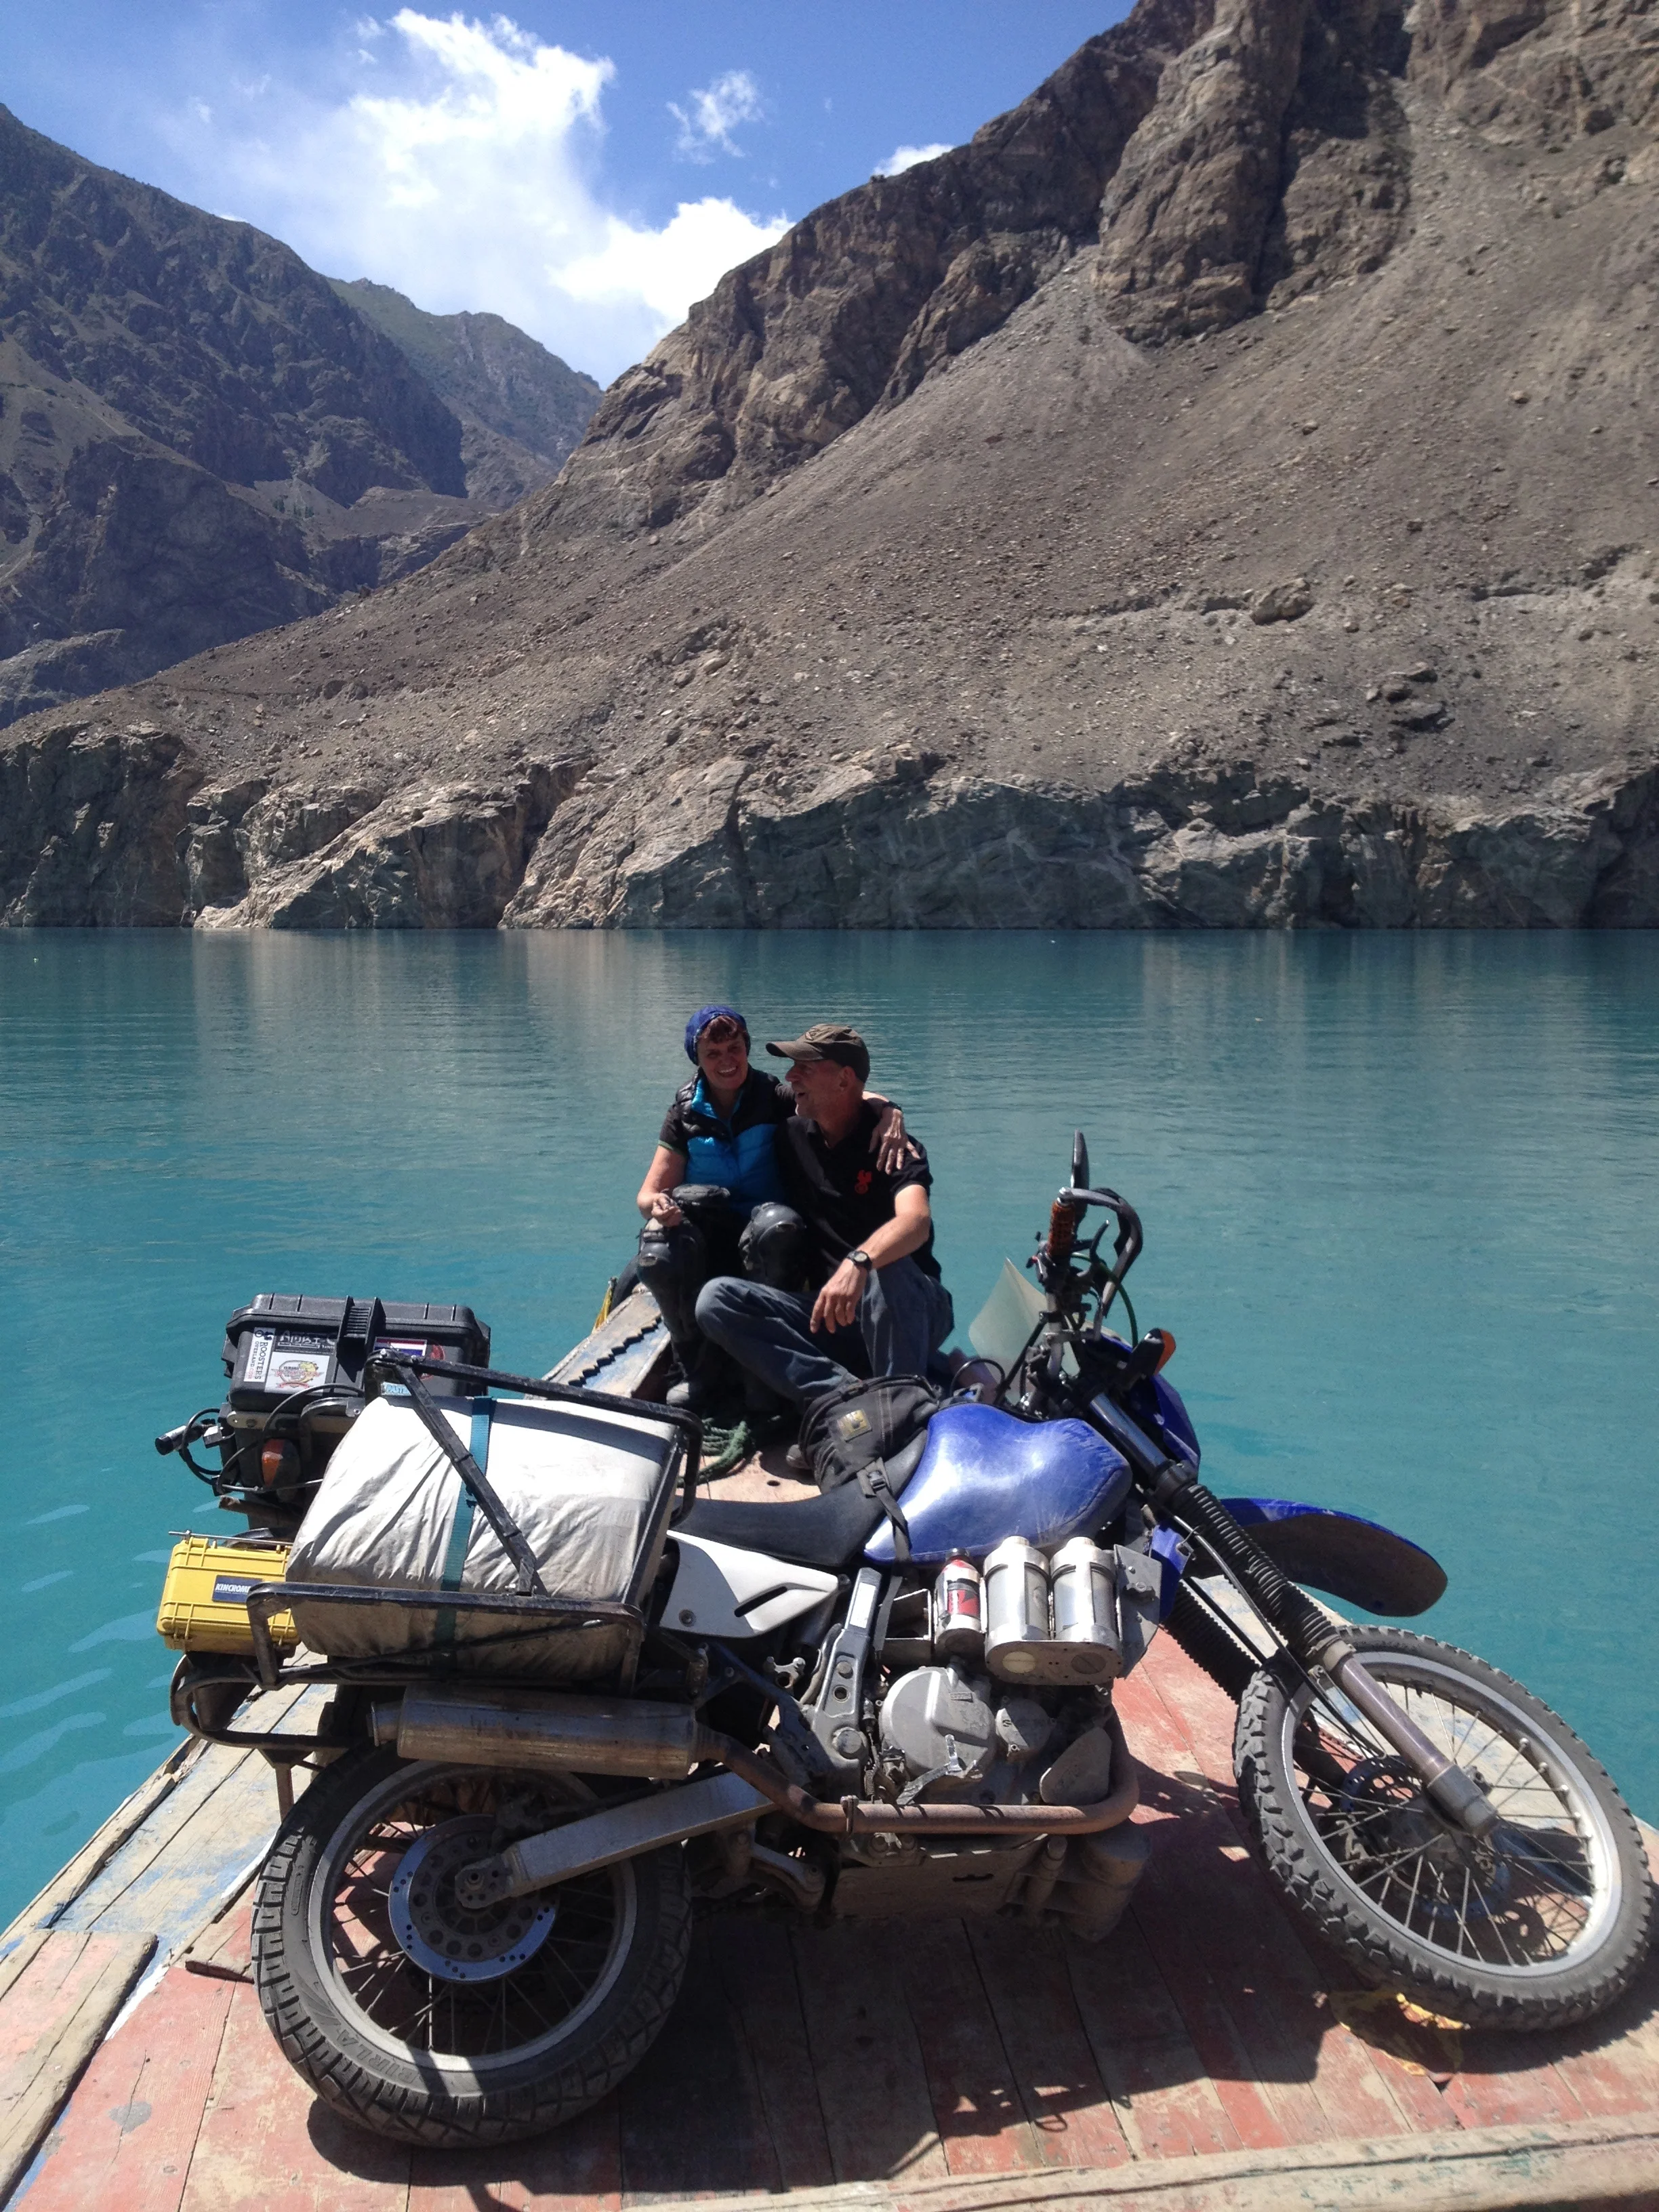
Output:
[0, 108, 598, 729]
[328, 281, 600, 508]
[2, 0, 1656, 928]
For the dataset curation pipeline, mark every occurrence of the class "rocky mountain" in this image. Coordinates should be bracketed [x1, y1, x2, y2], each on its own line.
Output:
[0, 106, 598, 728]
[1, 0, 1656, 928]
[329, 280, 600, 509]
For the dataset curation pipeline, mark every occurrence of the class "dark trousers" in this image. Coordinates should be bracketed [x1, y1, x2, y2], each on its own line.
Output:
[695, 1260, 955, 1408]
[635, 1208, 745, 1397]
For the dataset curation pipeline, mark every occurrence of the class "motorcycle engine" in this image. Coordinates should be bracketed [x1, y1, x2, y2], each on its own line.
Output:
[878, 1664, 1057, 1803]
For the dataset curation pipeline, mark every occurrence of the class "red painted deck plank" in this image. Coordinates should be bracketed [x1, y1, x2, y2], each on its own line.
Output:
[615, 1925, 783, 2203]
[24, 1965, 234, 2212]
[1115, 1834, 1293, 2149]
[11, 1629, 1656, 2212]
[1119, 1650, 1459, 2142]
[710, 1917, 836, 2194]
[964, 1918, 1134, 2170]
[789, 1921, 949, 2186]
[179, 1978, 411, 2212]
[893, 1920, 1036, 2177]
[1115, 1668, 1337, 2150]
[1137, 1635, 1463, 2137]
[0, 1931, 142, 2072]
[1065, 1910, 1246, 2161]
[409, 2104, 624, 2212]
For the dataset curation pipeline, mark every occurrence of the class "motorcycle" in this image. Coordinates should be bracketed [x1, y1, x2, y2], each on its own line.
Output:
[157, 1136, 1652, 2148]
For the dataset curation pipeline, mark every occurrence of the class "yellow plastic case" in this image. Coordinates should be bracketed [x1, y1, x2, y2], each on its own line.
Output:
[156, 1536, 298, 1654]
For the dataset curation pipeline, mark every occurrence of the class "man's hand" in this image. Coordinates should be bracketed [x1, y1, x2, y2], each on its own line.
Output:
[648, 1191, 684, 1228]
[870, 1102, 920, 1176]
[811, 1256, 868, 1334]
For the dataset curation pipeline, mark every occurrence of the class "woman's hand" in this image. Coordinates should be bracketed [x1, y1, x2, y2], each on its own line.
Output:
[871, 1101, 920, 1177]
[648, 1191, 684, 1228]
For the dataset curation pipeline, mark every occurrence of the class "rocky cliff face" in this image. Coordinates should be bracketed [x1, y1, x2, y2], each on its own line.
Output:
[328, 280, 601, 509]
[0, 108, 598, 728]
[1, 0, 1655, 930]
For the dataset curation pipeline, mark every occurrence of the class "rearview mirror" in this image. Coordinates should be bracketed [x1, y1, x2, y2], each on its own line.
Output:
[1071, 1130, 1090, 1189]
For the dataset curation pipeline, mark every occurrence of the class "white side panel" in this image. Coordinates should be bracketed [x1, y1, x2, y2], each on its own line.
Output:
[665, 1534, 839, 1640]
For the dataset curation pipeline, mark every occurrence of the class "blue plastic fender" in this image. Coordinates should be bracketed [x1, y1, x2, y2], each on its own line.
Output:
[1220, 1497, 1448, 1618]
[863, 1403, 1132, 1568]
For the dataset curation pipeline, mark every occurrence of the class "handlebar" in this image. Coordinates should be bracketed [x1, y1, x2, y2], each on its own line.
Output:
[155, 1411, 216, 1457]
[1059, 1185, 1144, 1279]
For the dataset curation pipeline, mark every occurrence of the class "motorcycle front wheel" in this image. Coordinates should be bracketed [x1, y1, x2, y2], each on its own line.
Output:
[1235, 1627, 1651, 2029]
[253, 1745, 692, 2146]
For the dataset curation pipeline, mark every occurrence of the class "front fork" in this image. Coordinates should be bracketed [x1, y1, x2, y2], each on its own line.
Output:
[1147, 1456, 1500, 1839]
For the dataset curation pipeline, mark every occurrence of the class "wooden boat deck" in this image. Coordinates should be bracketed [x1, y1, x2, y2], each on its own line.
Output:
[3, 1298, 1656, 2211]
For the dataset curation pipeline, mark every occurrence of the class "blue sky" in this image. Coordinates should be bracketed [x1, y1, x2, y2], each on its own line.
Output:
[4, 3, 1132, 384]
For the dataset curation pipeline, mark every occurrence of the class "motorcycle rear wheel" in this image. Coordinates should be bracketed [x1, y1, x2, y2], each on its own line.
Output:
[1235, 1627, 1651, 2029]
[253, 1745, 692, 2146]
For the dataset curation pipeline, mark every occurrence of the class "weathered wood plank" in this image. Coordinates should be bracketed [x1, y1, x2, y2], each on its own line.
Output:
[963, 1919, 1134, 2171]
[790, 1921, 949, 2187]
[1065, 1907, 1247, 2162]
[1138, 1633, 1459, 2136]
[61, 1687, 316, 1944]
[893, 1921, 1037, 2177]
[1119, 1657, 1451, 2146]
[178, 1978, 409, 2212]
[407, 2095, 622, 2212]
[0, 1928, 51, 2011]
[617, 1923, 782, 2203]
[0, 1929, 157, 2200]
[22, 1959, 235, 2212]
[712, 1916, 836, 2194]
[1439, 2025, 1591, 2133]
[1113, 1670, 1305, 2153]
[636, 2108, 1659, 2212]
[0, 1745, 198, 1954]
[546, 1292, 667, 1395]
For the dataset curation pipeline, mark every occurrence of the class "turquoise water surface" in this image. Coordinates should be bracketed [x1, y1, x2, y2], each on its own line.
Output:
[1, 930, 1655, 1926]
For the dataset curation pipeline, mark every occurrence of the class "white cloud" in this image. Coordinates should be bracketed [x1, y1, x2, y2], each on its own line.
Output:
[175, 12, 788, 387]
[670, 68, 764, 161]
[874, 142, 953, 177]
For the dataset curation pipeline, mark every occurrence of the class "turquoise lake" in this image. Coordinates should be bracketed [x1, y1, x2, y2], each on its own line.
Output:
[1, 930, 1655, 1926]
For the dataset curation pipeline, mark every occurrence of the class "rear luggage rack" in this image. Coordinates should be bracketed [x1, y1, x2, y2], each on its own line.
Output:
[173, 1359, 703, 1755]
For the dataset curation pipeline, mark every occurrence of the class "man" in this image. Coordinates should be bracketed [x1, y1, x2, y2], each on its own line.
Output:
[695, 1024, 954, 1410]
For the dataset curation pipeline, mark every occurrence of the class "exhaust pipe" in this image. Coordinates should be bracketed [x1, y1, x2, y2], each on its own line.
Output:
[372, 1687, 702, 1778]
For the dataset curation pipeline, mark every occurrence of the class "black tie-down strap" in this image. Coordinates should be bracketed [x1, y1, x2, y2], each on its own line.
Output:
[379, 1358, 548, 1598]
[858, 1458, 911, 1563]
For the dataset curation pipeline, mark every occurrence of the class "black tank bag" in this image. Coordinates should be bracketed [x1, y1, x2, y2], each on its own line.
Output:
[798, 1375, 941, 1563]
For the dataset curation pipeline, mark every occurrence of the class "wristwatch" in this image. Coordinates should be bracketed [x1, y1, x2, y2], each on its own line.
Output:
[847, 1249, 872, 1273]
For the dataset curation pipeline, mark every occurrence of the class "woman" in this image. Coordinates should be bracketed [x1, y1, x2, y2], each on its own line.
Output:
[634, 1004, 908, 1411]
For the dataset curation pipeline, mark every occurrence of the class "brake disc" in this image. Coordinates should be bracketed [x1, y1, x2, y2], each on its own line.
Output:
[388, 1814, 558, 1983]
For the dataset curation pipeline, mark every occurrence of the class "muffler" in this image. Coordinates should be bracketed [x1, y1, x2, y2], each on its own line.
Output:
[371, 1686, 702, 1778]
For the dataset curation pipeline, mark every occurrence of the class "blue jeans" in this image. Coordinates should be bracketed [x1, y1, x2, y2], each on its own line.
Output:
[695, 1258, 955, 1407]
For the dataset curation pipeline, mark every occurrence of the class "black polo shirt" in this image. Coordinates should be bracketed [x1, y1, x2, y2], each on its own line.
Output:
[777, 1101, 940, 1282]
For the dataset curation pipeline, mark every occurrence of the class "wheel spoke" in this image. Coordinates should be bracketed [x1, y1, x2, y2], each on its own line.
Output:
[307, 1761, 638, 2070]
[1275, 1645, 1617, 1978]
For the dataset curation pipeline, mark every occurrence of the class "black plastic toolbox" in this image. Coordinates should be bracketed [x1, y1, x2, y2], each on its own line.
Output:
[217, 1294, 491, 1506]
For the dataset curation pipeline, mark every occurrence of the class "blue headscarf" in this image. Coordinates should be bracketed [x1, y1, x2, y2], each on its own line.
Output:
[684, 1004, 749, 1062]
